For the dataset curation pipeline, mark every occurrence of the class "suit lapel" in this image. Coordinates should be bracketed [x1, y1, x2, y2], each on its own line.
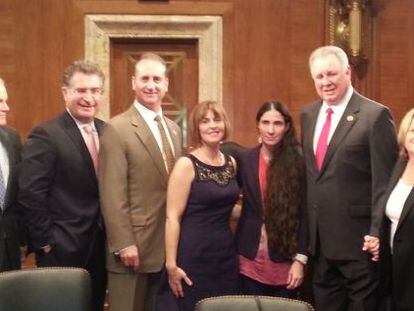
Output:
[60, 112, 98, 183]
[165, 118, 181, 158]
[129, 107, 169, 181]
[397, 189, 414, 232]
[248, 147, 263, 212]
[305, 101, 321, 175]
[392, 161, 414, 232]
[0, 128, 16, 210]
[318, 92, 360, 176]
[94, 119, 105, 137]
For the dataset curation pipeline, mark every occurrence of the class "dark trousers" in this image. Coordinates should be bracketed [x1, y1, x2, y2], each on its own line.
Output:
[0, 247, 13, 272]
[239, 274, 297, 299]
[0, 239, 21, 272]
[86, 230, 107, 311]
[313, 252, 379, 311]
[36, 231, 107, 311]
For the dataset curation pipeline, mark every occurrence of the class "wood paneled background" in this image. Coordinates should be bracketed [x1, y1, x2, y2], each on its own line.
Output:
[1, 0, 413, 146]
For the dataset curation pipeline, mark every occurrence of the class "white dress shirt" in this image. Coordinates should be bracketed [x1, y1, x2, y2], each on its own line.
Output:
[386, 179, 413, 252]
[0, 141, 10, 187]
[313, 86, 354, 152]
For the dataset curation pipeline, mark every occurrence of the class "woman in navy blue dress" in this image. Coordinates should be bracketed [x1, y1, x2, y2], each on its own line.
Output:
[158, 101, 239, 311]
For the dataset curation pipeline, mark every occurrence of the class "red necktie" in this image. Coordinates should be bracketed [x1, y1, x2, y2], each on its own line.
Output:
[315, 107, 333, 170]
[83, 124, 99, 174]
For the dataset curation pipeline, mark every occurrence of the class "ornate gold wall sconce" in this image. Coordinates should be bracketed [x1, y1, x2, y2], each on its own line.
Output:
[327, 0, 373, 78]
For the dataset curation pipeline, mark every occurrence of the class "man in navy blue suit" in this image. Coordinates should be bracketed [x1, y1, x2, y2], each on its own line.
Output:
[0, 78, 25, 272]
[19, 61, 107, 311]
[301, 46, 398, 311]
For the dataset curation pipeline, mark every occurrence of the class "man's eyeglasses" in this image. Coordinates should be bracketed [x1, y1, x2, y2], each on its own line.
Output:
[69, 87, 103, 96]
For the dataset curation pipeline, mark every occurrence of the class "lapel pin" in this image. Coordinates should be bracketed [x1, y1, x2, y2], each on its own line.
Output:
[346, 115, 354, 122]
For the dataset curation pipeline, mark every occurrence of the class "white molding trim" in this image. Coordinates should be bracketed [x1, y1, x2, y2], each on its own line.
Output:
[85, 14, 223, 120]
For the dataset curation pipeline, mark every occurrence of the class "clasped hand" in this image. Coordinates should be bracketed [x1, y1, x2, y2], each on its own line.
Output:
[362, 235, 380, 262]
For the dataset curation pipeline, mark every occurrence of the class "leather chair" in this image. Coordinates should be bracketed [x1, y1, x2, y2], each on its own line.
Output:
[0, 267, 92, 311]
[195, 295, 315, 311]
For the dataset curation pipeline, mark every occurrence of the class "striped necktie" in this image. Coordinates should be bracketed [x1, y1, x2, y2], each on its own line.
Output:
[154, 115, 175, 173]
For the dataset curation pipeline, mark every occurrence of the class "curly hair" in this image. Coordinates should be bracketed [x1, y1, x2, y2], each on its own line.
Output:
[257, 101, 304, 258]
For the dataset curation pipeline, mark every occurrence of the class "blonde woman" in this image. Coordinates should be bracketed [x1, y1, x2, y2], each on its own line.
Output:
[376, 108, 414, 311]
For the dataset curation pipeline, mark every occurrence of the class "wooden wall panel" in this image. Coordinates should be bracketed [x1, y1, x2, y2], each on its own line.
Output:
[5, 0, 414, 144]
[0, 0, 16, 125]
[14, 0, 48, 136]
[288, 0, 326, 136]
[374, 0, 414, 126]
[230, 0, 325, 145]
[0, 0, 14, 79]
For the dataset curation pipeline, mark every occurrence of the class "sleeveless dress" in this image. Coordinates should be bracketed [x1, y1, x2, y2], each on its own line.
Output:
[157, 153, 240, 311]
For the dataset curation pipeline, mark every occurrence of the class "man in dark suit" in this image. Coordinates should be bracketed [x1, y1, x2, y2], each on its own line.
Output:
[99, 53, 181, 311]
[19, 61, 107, 311]
[0, 78, 25, 272]
[300, 46, 398, 311]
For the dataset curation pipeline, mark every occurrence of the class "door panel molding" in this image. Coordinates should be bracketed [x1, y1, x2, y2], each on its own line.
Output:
[85, 14, 222, 120]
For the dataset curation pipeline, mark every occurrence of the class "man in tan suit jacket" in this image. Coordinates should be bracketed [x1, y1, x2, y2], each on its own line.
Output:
[99, 53, 182, 311]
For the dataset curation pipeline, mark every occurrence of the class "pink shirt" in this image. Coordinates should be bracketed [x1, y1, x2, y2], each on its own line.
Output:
[239, 149, 291, 286]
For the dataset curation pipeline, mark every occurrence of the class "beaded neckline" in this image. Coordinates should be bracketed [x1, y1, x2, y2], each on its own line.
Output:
[187, 154, 235, 186]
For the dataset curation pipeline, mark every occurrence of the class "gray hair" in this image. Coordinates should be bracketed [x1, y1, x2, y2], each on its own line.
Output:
[62, 60, 105, 87]
[309, 45, 349, 71]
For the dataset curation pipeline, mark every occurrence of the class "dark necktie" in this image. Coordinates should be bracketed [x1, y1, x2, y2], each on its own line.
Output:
[315, 107, 333, 170]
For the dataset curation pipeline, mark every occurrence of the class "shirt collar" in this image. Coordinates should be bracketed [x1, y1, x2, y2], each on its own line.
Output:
[133, 100, 164, 122]
[65, 108, 96, 131]
[321, 86, 354, 115]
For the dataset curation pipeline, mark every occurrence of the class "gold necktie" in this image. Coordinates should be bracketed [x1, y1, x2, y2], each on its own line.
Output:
[154, 115, 175, 173]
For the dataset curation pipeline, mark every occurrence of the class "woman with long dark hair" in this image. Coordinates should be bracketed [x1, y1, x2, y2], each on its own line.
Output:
[235, 100, 308, 297]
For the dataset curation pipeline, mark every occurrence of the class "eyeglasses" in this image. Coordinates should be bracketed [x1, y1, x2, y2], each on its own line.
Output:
[69, 87, 103, 96]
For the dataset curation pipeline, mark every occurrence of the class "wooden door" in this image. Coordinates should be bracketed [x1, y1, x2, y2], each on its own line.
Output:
[111, 39, 198, 148]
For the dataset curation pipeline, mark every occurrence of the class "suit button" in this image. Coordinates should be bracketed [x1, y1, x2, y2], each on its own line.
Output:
[313, 204, 318, 209]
